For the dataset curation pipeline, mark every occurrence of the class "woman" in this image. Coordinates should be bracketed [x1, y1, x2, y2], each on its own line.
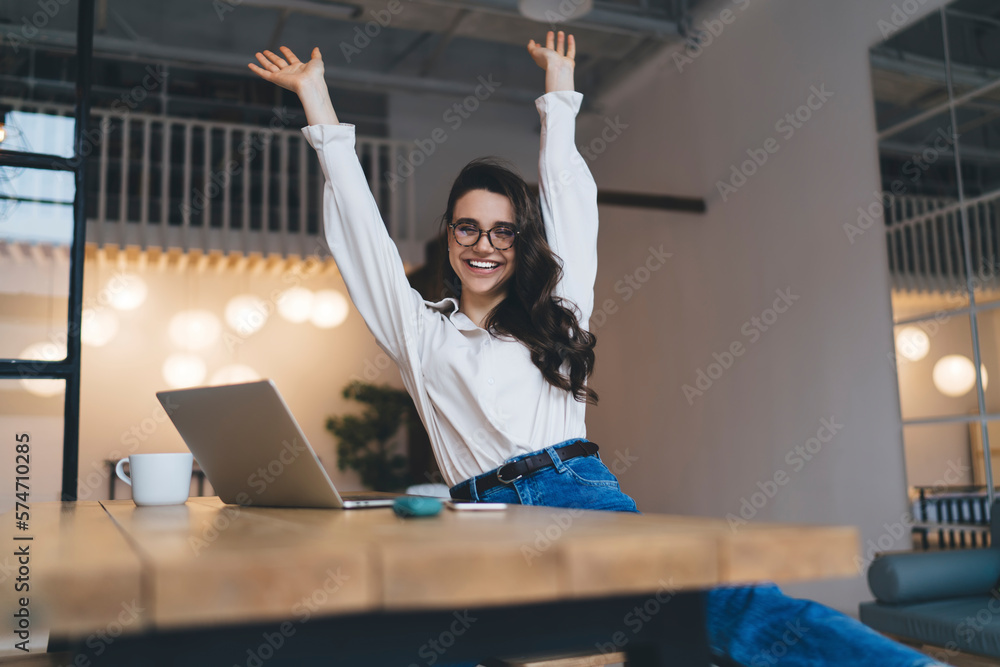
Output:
[248, 32, 943, 667]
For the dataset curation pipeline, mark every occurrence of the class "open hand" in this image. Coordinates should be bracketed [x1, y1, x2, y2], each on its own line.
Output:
[527, 30, 576, 72]
[527, 30, 575, 93]
[248, 46, 325, 95]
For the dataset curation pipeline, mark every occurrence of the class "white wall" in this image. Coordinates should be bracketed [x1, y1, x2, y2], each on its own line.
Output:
[578, 0, 951, 613]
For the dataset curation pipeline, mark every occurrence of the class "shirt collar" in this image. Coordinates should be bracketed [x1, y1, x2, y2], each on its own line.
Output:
[425, 296, 479, 332]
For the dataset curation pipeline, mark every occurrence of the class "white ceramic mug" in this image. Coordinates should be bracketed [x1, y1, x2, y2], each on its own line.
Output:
[115, 452, 193, 506]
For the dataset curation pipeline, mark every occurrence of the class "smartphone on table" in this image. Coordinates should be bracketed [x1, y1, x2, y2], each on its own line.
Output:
[444, 500, 508, 511]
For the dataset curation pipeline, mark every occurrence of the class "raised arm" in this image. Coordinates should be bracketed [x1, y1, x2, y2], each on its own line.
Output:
[527, 32, 599, 328]
[249, 47, 425, 363]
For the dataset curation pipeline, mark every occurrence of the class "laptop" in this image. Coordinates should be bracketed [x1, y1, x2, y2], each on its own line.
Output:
[156, 379, 401, 509]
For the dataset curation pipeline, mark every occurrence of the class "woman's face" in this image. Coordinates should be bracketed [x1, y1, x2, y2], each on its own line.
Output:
[448, 189, 518, 300]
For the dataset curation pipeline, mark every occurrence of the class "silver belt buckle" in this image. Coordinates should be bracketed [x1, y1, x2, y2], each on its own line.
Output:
[496, 463, 523, 484]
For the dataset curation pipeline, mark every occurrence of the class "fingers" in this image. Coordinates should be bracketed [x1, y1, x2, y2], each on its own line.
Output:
[247, 62, 271, 80]
[280, 45, 301, 64]
[528, 31, 575, 59]
[311, 46, 323, 61]
[262, 49, 289, 68]
[539, 30, 574, 56]
[254, 51, 280, 72]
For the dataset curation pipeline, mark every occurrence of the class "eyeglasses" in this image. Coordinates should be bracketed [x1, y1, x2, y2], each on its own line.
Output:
[449, 222, 519, 250]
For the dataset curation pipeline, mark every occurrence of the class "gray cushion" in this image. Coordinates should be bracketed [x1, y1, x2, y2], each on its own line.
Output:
[994, 498, 1000, 546]
[860, 596, 1000, 658]
[868, 549, 1000, 603]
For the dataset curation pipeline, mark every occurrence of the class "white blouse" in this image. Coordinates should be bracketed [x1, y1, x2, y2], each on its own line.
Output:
[301, 90, 598, 487]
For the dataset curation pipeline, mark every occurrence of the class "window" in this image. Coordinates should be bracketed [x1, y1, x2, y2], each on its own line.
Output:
[871, 1, 1000, 534]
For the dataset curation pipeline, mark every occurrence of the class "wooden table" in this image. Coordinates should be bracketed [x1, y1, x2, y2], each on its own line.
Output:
[2, 497, 859, 666]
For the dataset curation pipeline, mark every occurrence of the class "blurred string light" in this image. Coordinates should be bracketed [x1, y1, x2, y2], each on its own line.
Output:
[81, 308, 120, 347]
[277, 287, 349, 328]
[932, 355, 988, 397]
[310, 289, 349, 329]
[19, 341, 67, 397]
[225, 294, 269, 336]
[278, 287, 314, 323]
[168, 310, 221, 351]
[210, 364, 261, 386]
[162, 353, 207, 389]
[107, 273, 148, 311]
[895, 326, 929, 362]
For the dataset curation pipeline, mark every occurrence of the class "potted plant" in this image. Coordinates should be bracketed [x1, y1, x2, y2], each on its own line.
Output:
[326, 380, 422, 492]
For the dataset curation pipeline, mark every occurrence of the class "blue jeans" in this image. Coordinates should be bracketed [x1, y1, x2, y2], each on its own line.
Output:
[446, 438, 940, 667]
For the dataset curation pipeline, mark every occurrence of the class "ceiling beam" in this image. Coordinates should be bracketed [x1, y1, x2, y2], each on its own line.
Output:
[409, 0, 680, 40]
[267, 9, 292, 52]
[235, 0, 680, 39]
[232, 0, 360, 20]
[387, 31, 436, 72]
[419, 9, 469, 78]
[0, 27, 544, 105]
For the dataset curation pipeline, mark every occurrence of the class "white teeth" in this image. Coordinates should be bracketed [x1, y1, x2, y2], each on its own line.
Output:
[468, 260, 499, 269]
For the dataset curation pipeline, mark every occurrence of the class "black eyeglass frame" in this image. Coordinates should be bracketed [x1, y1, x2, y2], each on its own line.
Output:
[448, 222, 520, 250]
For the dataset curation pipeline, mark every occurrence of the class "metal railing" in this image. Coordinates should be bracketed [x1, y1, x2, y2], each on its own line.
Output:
[886, 192, 1000, 293]
[1, 98, 423, 265]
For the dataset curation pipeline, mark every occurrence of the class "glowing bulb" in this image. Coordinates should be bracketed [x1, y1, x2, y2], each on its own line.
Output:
[210, 364, 261, 386]
[162, 353, 206, 389]
[168, 310, 221, 351]
[932, 355, 988, 397]
[20, 341, 66, 362]
[309, 289, 349, 329]
[19, 341, 67, 397]
[106, 273, 148, 311]
[225, 294, 269, 336]
[895, 326, 929, 362]
[81, 308, 120, 347]
[278, 287, 314, 323]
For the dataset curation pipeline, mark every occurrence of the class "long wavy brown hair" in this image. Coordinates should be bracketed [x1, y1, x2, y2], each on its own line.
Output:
[436, 157, 598, 405]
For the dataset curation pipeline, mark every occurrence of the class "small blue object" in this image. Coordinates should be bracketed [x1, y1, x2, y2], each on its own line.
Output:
[393, 496, 443, 518]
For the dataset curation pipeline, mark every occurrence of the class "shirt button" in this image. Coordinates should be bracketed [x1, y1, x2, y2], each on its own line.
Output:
[488, 377, 495, 385]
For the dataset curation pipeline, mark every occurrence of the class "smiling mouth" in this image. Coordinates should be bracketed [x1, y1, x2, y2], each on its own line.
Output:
[464, 259, 501, 272]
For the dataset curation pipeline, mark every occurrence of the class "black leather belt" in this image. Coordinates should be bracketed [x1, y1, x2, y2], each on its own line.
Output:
[451, 440, 599, 501]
